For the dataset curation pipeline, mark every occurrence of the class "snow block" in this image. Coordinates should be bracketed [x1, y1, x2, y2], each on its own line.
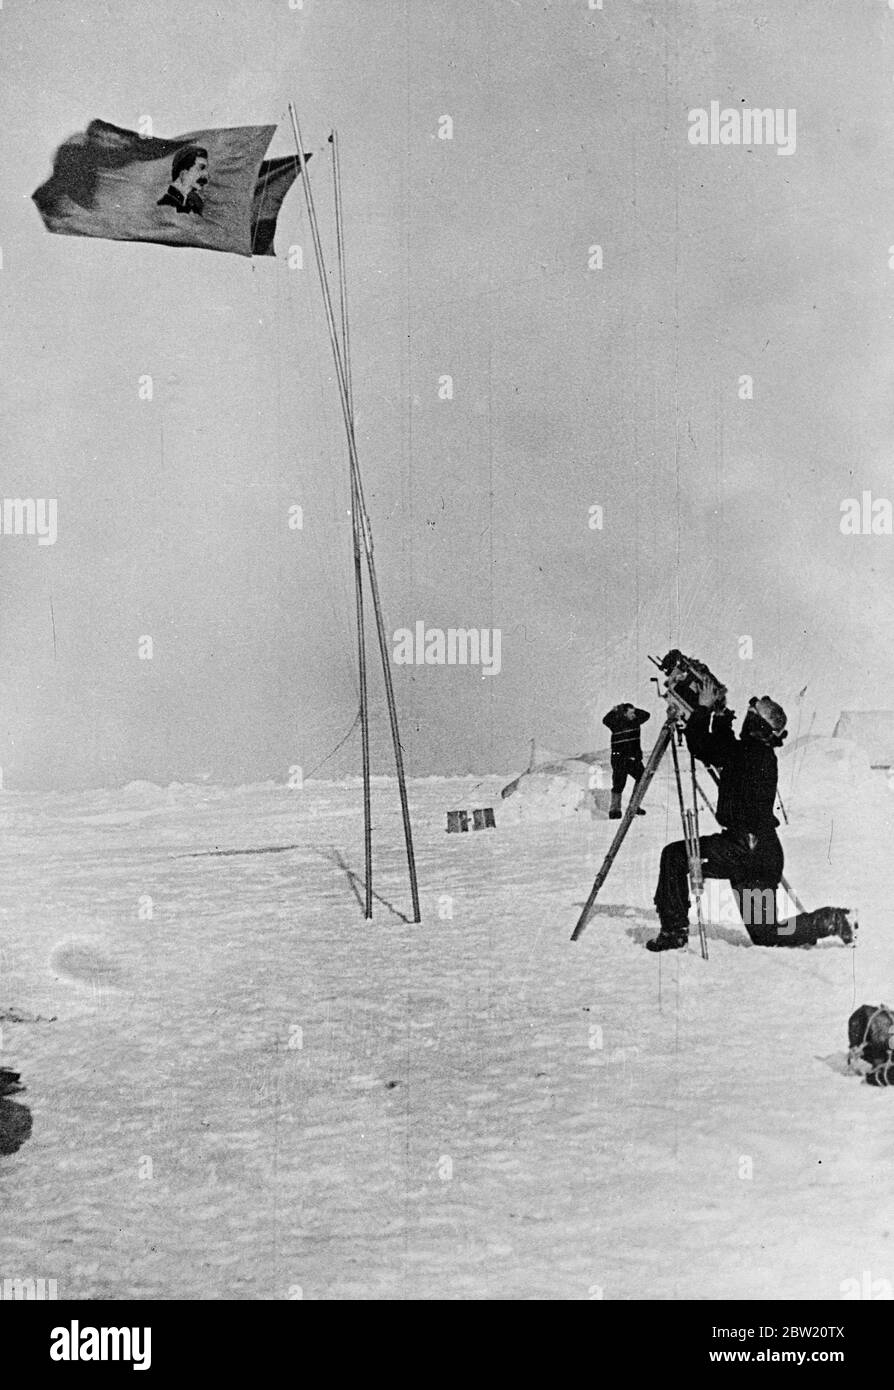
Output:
[446, 807, 495, 832]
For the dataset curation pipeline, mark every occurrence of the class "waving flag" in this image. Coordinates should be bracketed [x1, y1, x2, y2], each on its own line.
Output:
[32, 120, 309, 258]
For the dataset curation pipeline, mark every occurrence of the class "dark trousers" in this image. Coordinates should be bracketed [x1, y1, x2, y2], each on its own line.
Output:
[611, 751, 644, 795]
[653, 830, 813, 945]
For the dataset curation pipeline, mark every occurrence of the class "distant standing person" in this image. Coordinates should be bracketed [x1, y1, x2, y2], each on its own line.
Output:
[602, 703, 651, 819]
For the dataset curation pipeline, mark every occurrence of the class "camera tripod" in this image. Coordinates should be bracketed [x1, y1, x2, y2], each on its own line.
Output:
[570, 711, 710, 955]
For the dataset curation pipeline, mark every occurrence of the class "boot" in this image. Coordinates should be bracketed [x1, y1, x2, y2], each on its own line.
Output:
[810, 907, 857, 946]
[609, 792, 622, 820]
[646, 923, 689, 952]
[836, 910, 857, 945]
[632, 805, 646, 816]
[765, 906, 857, 948]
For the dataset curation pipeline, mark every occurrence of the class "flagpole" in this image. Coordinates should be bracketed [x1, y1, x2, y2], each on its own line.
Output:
[331, 128, 373, 921]
[288, 104, 422, 924]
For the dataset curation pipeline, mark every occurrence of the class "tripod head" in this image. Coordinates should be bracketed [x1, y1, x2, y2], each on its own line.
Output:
[648, 649, 730, 726]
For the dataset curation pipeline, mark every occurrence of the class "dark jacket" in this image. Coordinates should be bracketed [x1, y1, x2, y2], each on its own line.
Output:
[157, 185, 204, 215]
[602, 706, 650, 754]
[685, 707, 779, 834]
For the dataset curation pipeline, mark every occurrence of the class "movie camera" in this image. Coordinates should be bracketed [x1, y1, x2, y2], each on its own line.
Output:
[647, 649, 731, 725]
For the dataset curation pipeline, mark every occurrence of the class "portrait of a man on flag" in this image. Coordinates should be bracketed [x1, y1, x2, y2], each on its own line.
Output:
[156, 145, 210, 216]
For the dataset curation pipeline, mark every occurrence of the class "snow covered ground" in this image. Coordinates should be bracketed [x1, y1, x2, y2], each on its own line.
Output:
[1, 744, 893, 1301]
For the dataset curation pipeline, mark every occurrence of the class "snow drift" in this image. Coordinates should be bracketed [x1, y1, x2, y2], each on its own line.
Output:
[499, 742, 613, 822]
[833, 710, 894, 768]
[0, 774, 892, 1300]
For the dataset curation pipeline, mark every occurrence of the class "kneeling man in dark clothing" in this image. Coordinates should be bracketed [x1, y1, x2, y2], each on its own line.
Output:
[648, 679, 853, 952]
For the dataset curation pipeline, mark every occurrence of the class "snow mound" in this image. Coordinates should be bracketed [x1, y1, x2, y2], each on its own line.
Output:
[119, 780, 168, 799]
[498, 771, 600, 823]
[833, 710, 894, 767]
[782, 736, 879, 813]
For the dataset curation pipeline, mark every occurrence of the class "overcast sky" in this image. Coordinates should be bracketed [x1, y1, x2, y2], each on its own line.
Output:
[2, 0, 893, 790]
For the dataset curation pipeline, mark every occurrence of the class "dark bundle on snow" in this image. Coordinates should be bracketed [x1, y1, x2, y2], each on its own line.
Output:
[849, 1005, 894, 1086]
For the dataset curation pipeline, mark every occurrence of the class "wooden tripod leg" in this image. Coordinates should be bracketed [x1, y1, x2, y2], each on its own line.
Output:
[670, 731, 687, 825]
[671, 739, 708, 959]
[571, 721, 674, 941]
[688, 753, 709, 960]
[683, 808, 709, 961]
